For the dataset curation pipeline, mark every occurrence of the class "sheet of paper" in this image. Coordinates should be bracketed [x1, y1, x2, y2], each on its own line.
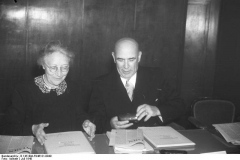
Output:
[213, 122, 240, 144]
[139, 126, 195, 148]
[114, 143, 145, 154]
[114, 141, 154, 154]
[0, 135, 33, 154]
[109, 130, 116, 146]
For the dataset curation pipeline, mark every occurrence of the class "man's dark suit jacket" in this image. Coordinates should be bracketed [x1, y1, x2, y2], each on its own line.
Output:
[89, 66, 185, 133]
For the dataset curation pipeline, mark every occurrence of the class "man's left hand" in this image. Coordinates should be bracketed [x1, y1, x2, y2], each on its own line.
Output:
[136, 104, 160, 122]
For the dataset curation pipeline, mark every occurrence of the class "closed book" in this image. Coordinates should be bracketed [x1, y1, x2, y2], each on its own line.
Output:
[139, 126, 195, 149]
[44, 131, 95, 154]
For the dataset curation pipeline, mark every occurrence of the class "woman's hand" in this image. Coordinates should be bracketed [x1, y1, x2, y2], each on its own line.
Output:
[82, 120, 96, 141]
[32, 123, 49, 145]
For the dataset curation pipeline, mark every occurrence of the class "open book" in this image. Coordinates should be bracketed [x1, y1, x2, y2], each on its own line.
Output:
[213, 122, 240, 145]
[108, 129, 154, 153]
[139, 126, 195, 149]
[44, 131, 95, 154]
[0, 135, 34, 154]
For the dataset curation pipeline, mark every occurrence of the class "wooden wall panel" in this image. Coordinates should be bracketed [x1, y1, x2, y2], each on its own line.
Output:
[0, 0, 188, 114]
[135, 0, 187, 88]
[26, 0, 84, 80]
[0, 0, 27, 110]
[181, 0, 220, 113]
[81, 0, 135, 80]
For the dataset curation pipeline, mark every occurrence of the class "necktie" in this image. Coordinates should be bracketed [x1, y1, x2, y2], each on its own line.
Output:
[125, 80, 134, 101]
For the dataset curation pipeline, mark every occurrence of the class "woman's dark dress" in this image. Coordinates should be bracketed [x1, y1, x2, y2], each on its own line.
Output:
[4, 76, 88, 136]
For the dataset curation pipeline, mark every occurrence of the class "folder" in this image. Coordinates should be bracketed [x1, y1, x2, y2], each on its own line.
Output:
[44, 131, 95, 154]
[139, 126, 195, 149]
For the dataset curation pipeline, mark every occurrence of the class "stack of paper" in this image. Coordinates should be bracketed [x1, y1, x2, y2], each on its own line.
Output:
[139, 126, 195, 149]
[44, 131, 95, 154]
[0, 135, 34, 154]
[213, 122, 240, 145]
[107, 129, 154, 154]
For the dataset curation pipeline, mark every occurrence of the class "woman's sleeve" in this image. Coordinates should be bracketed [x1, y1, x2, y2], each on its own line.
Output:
[88, 80, 107, 133]
[74, 83, 92, 132]
[4, 86, 33, 136]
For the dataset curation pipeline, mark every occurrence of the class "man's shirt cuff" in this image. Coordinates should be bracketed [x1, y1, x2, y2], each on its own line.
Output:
[158, 116, 163, 122]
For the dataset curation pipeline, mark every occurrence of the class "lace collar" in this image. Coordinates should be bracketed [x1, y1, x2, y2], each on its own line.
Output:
[34, 75, 67, 96]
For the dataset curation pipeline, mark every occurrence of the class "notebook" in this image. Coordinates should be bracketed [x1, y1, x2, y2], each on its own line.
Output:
[44, 131, 95, 154]
[139, 126, 195, 148]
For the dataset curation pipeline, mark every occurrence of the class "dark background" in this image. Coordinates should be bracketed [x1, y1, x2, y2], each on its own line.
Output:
[0, 0, 239, 128]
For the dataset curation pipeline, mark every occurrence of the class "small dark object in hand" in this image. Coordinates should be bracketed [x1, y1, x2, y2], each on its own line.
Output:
[118, 113, 138, 123]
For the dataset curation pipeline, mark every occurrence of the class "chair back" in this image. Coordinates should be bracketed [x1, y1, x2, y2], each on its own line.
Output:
[192, 99, 235, 126]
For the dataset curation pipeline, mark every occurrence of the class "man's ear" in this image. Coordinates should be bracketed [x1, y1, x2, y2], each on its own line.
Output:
[138, 51, 142, 62]
[42, 64, 46, 70]
[112, 52, 116, 63]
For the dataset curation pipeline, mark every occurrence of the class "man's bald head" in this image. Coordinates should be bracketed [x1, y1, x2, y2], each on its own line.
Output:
[112, 38, 142, 80]
[114, 38, 139, 55]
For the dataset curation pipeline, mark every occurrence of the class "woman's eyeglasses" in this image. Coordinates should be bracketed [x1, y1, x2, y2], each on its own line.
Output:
[45, 64, 69, 73]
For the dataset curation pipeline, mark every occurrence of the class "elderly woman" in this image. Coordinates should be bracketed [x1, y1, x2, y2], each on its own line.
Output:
[4, 41, 95, 144]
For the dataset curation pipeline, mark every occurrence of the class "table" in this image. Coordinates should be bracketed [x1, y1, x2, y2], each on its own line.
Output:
[178, 129, 239, 154]
[32, 129, 240, 154]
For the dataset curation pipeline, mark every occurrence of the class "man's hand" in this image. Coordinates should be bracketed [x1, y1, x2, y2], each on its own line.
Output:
[32, 123, 49, 145]
[136, 104, 160, 122]
[82, 120, 96, 141]
[110, 116, 133, 129]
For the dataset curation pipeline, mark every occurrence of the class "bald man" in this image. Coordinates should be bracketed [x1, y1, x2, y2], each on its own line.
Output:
[89, 38, 185, 133]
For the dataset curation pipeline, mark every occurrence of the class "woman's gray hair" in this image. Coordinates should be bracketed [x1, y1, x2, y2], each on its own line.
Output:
[37, 41, 75, 66]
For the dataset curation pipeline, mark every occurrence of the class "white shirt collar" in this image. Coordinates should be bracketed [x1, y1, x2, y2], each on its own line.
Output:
[120, 73, 137, 87]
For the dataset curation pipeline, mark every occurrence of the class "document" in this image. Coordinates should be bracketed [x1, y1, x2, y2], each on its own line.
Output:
[139, 126, 195, 148]
[0, 135, 34, 154]
[108, 129, 154, 153]
[44, 131, 95, 154]
[213, 122, 240, 145]
[114, 142, 153, 154]
[114, 129, 144, 147]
